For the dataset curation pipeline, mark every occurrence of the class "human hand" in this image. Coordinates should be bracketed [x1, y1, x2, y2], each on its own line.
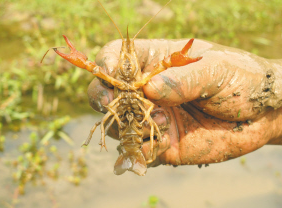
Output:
[87, 39, 282, 167]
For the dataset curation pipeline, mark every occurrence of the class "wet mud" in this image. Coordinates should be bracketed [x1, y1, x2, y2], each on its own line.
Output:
[250, 69, 281, 111]
[233, 121, 244, 132]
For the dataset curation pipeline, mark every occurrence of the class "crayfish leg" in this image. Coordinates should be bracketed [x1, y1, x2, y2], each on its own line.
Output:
[99, 101, 122, 151]
[137, 102, 161, 161]
[82, 121, 101, 146]
[99, 109, 114, 151]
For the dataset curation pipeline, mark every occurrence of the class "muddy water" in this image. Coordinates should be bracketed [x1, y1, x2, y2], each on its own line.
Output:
[0, 115, 281, 208]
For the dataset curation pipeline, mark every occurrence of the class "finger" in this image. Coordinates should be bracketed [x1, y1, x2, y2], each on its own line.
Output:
[95, 38, 212, 78]
[87, 78, 118, 139]
[95, 39, 177, 76]
[95, 39, 157, 76]
[142, 107, 181, 165]
[142, 39, 269, 111]
[95, 40, 121, 77]
[143, 42, 269, 121]
[142, 132, 170, 168]
[137, 39, 226, 105]
[87, 78, 114, 113]
[94, 39, 218, 107]
[143, 51, 231, 106]
[142, 107, 171, 138]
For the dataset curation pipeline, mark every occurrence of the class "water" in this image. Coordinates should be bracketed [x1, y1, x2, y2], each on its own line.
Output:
[1, 115, 281, 208]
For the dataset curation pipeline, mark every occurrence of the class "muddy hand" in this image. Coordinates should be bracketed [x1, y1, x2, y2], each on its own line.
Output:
[88, 38, 282, 167]
[133, 39, 202, 88]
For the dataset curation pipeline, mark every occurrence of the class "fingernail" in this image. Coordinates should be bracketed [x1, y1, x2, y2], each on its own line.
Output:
[151, 109, 170, 126]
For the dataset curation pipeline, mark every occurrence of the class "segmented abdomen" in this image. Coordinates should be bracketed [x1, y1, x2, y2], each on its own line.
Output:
[117, 91, 144, 145]
[113, 91, 147, 176]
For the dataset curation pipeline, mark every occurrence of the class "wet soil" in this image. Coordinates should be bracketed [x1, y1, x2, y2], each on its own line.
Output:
[250, 69, 278, 111]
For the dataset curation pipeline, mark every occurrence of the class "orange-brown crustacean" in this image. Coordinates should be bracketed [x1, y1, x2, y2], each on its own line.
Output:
[41, 0, 202, 176]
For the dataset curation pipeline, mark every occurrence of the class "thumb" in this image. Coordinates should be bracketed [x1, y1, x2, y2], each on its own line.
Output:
[95, 39, 122, 77]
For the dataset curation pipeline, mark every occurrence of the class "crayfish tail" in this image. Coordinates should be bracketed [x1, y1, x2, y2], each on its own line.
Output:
[114, 149, 147, 176]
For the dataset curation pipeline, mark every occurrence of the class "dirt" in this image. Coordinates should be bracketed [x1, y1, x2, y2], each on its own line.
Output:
[158, 124, 170, 134]
[233, 121, 244, 132]
[249, 69, 282, 111]
[233, 91, 241, 96]
[212, 95, 233, 105]
[159, 74, 183, 98]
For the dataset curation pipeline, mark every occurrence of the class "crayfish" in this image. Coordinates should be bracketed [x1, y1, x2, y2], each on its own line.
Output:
[41, 0, 202, 176]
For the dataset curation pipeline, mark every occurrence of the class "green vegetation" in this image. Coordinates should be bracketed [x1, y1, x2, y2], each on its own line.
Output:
[0, 0, 281, 203]
[147, 195, 160, 208]
[237, 109, 241, 118]
[142, 195, 160, 208]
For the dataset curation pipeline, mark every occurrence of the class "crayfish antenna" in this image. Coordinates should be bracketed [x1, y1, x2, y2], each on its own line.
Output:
[40, 47, 66, 64]
[133, 0, 172, 40]
[97, 0, 124, 41]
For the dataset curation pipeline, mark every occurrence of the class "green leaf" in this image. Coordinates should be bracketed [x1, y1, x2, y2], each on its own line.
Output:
[58, 131, 74, 146]
[148, 195, 159, 207]
[41, 131, 55, 145]
[237, 109, 241, 118]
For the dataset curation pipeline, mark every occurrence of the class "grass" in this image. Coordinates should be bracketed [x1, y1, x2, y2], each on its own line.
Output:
[0, 0, 282, 202]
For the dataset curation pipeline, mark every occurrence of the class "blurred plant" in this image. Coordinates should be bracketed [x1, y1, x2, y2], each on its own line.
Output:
[148, 195, 159, 208]
[9, 128, 89, 198]
[0, 123, 5, 152]
[10, 130, 82, 195]
[67, 150, 88, 186]
[41, 115, 73, 146]
[142, 195, 160, 208]
[12, 132, 49, 194]
[47, 146, 61, 180]
[0, 62, 36, 123]
[240, 156, 246, 166]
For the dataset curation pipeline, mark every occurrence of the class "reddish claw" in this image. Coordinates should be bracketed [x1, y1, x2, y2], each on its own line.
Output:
[164, 38, 202, 67]
[133, 38, 202, 88]
[54, 35, 96, 72]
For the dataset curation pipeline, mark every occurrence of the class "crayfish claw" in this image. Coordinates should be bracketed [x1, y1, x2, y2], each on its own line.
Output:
[164, 38, 203, 67]
[53, 35, 89, 69]
[62, 35, 76, 50]
[40, 46, 66, 64]
[181, 38, 194, 54]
